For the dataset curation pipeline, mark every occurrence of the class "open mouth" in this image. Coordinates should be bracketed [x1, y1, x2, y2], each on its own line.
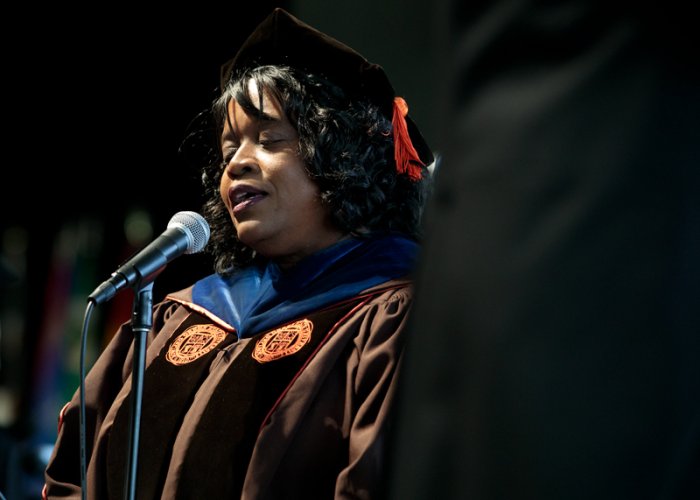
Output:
[230, 186, 267, 213]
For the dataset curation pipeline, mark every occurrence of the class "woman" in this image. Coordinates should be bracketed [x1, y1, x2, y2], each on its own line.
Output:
[43, 8, 433, 499]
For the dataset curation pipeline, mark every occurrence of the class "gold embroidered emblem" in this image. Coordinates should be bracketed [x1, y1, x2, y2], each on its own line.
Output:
[253, 319, 313, 363]
[166, 324, 228, 366]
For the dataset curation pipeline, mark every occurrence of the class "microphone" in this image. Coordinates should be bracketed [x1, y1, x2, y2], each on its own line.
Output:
[88, 211, 210, 305]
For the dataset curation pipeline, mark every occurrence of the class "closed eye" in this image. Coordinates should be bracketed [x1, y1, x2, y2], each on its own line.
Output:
[259, 139, 283, 149]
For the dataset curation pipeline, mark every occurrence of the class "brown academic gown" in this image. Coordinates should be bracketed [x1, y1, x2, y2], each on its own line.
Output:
[43, 278, 412, 499]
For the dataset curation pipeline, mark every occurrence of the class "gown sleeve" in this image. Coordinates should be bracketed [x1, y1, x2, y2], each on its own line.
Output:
[335, 285, 413, 499]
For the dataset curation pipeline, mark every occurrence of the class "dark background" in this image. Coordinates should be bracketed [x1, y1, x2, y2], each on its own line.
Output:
[389, 1, 699, 499]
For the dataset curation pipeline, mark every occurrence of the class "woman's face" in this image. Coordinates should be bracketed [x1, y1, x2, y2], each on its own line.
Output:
[219, 80, 345, 268]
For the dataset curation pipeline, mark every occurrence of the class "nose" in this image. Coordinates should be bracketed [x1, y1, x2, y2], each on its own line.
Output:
[223, 141, 258, 178]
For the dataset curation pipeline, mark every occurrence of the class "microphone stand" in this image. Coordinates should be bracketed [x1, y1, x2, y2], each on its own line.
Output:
[125, 282, 153, 500]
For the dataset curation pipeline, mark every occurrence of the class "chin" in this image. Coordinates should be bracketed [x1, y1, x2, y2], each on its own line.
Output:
[235, 225, 270, 252]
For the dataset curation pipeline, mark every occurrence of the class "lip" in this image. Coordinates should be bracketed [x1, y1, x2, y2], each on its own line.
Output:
[228, 184, 268, 214]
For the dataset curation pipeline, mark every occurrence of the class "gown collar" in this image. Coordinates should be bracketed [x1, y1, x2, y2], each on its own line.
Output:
[191, 235, 418, 338]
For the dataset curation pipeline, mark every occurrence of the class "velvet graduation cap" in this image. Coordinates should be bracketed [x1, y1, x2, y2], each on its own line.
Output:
[220, 7, 433, 181]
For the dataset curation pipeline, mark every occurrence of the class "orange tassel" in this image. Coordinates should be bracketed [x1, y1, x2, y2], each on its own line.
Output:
[392, 96, 424, 181]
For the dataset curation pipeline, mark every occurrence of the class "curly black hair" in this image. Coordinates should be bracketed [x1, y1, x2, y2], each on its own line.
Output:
[200, 65, 430, 275]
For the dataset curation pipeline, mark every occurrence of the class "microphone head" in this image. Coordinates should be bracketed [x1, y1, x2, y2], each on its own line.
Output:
[167, 211, 211, 254]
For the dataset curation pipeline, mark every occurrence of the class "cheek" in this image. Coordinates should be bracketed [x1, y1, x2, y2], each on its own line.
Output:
[282, 171, 319, 208]
[219, 177, 230, 208]
[283, 163, 317, 196]
[294, 184, 327, 222]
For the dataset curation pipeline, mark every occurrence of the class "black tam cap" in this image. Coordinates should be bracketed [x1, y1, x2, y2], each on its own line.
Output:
[220, 7, 433, 180]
